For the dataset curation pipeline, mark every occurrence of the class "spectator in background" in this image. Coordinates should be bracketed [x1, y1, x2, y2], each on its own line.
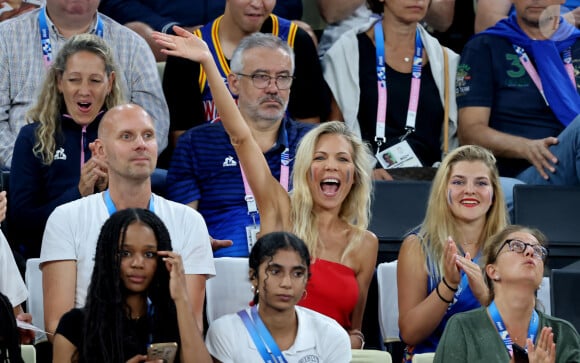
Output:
[323, 0, 459, 180]
[53, 208, 212, 363]
[161, 0, 326, 160]
[98, 0, 303, 61]
[458, 0, 580, 183]
[397, 145, 508, 362]
[435, 225, 580, 362]
[40, 104, 214, 341]
[0, 0, 169, 169]
[475, 0, 580, 33]
[8, 34, 123, 259]
[166, 33, 314, 257]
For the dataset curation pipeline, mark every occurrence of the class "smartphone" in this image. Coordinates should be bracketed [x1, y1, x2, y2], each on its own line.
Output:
[512, 343, 529, 363]
[147, 342, 178, 363]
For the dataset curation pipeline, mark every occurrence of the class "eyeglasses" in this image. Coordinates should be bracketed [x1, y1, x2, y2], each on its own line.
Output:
[236, 73, 294, 90]
[496, 239, 548, 261]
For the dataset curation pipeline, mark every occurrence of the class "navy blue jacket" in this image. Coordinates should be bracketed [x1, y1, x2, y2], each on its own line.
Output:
[8, 113, 103, 258]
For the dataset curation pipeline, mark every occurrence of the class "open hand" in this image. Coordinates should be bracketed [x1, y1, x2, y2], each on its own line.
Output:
[527, 327, 556, 363]
[152, 26, 213, 64]
[522, 137, 558, 180]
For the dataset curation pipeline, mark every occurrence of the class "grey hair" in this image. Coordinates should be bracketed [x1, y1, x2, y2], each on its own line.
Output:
[230, 33, 295, 74]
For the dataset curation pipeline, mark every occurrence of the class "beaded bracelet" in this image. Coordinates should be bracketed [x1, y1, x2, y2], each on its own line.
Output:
[442, 277, 458, 292]
[436, 283, 453, 304]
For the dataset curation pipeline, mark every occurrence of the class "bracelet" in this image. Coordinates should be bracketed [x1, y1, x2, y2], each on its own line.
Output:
[349, 329, 366, 349]
[436, 283, 453, 304]
[442, 277, 458, 292]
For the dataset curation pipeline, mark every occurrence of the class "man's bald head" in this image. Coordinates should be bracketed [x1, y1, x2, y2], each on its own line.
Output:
[98, 103, 154, 138]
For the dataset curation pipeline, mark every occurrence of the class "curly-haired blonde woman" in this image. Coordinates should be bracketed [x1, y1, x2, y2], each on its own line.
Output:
[9, 33, 124, 258]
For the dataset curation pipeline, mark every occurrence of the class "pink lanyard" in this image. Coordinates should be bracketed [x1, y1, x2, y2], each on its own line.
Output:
[512, 45, 576, 106]
[240, 129, 290, 220]
[374, 22, 423, 152]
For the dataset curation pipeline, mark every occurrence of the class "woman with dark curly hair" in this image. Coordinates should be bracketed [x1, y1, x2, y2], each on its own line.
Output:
[52, 208, 210, 363]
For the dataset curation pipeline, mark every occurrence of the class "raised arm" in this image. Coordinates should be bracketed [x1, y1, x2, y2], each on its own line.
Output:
[152, 27, 290, 232]
[158, 251, 212, 363]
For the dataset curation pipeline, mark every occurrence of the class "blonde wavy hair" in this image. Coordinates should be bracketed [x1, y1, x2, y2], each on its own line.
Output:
[27, 33, 124, 165]
[418, 145, 508, 280]
[290, 121, 374, 261]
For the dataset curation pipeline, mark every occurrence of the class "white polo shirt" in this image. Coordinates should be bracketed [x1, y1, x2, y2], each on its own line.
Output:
[206, 305, 352, 363]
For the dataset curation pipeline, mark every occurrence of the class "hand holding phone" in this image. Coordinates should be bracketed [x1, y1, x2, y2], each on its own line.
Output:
[147, 342, 178, 363]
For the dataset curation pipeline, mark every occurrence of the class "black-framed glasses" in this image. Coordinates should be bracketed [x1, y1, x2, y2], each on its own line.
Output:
[497, 239, 548, 261]
[236, 73, 294, 90]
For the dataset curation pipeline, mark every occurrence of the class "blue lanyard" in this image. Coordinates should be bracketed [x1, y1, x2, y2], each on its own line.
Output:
[488, 300, 539, 355]
[237, 306, 288, 363]
[38, 7, 104, 67]
[374, 22, 423, 150]
[104, 190, 155, 216]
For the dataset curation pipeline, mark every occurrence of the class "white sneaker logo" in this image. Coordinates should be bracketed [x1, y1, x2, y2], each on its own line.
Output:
[223, 156, 237, 167]
[54, 147, 67, 160]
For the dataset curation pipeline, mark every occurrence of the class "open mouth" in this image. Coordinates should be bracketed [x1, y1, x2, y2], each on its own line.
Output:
[320, 178, 340, 196]
[460, 198, 479, 207]
[77, 102, 92, 112]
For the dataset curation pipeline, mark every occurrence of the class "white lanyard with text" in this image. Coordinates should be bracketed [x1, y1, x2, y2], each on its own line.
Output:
[374, 22, 423, 152]
[512, 44, 575, 106]
[240, 128, 290, 224]
[488, 300, 539, 356]
[38, 7, 104, 68]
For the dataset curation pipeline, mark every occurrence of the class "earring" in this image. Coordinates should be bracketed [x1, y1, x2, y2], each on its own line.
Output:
[494, 275, 501, 281]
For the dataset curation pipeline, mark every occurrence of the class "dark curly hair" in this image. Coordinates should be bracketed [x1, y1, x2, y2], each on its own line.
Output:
[82, 208, 179, 363]
[249, 232, 311, 305]
[0, 292, 23, 363]
[367, 0, 385, 14]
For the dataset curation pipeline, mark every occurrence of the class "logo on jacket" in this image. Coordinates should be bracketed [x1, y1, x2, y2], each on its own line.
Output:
[54, 148, 67, 160]
[223, 156, 237, 167]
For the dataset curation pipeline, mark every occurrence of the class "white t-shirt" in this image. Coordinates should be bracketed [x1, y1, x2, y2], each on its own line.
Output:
[206, 305, 352, 363]
[40, 192, 215, 307]
[0, 230, 28, 307]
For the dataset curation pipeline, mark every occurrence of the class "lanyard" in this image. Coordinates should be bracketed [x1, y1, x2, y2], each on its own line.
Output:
[38, 7, 104, 68]
[488, 300, 539, 356]
[240, 127, 290, 221]
[512, 44, 576, 106]
[237, 306, 288, 363]
[104, 190, 155, 216]
[374, 22, 423, 152]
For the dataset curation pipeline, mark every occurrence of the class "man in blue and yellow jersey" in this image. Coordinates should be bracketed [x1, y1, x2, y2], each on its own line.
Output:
[161, 0, 327, 163]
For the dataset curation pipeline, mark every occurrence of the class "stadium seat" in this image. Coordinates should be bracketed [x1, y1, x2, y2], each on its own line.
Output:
[351, 349, 392, 363]
[551, 260, 580, 332]
[370, 181, 431, 263]
[205, 257, 253, 324]
[513, 184, 580, 270]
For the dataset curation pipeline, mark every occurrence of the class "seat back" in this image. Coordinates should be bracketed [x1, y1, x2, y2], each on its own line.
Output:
[551, 261, 580, 332]
[205, 257, 253, 324]
[537, 276, 551, 315]
[412, 352, 435, 363]
[351, 349, 392, 363]
[513, 184, 580, 269]
[377, 260, 400, 343]
[24, 258, 44, 332]
[20, 345, 36, 363]
[370, 181, 431, 263]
